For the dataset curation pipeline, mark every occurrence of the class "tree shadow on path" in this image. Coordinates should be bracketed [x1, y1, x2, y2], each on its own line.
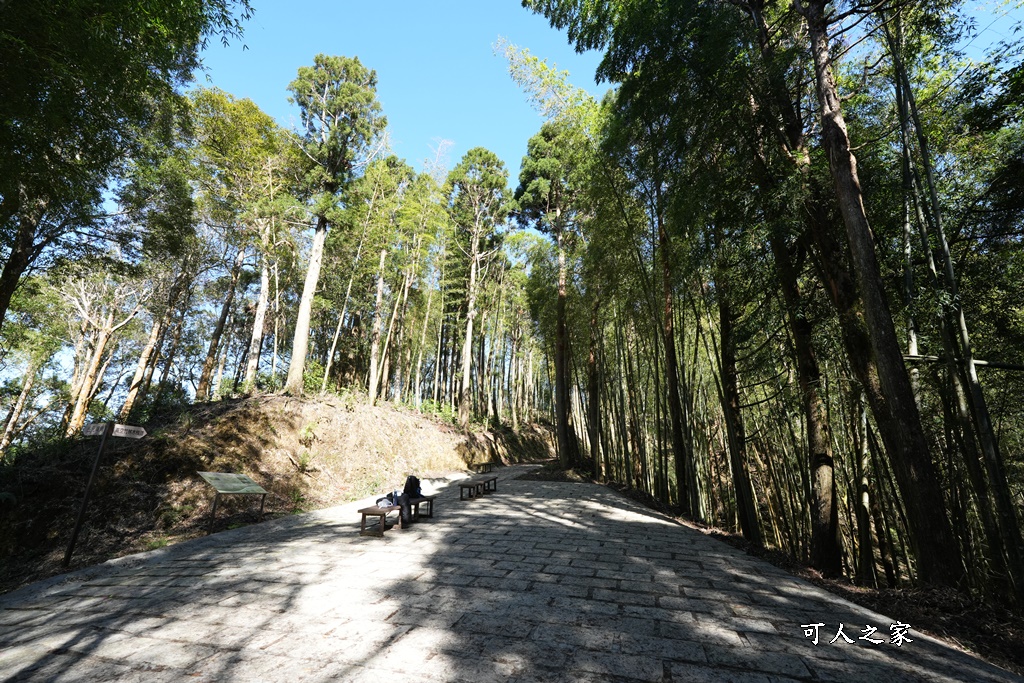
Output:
[1, 468, 1021, 682]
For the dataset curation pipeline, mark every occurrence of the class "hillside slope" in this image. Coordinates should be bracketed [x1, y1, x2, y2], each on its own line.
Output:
[0, 394, 554, 594]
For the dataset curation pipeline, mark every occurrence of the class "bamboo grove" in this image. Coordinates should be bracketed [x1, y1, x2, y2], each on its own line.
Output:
[1, 0, 1022, 604]
[508, 0, 1024, 603]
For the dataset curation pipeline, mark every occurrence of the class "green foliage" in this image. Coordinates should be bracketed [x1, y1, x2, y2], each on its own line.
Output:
[258, 372, 284, 393]
[516, 120, 588, 236]
[134, 384, 193, 425]
[0, 0, 251, 199]
[288, 54, 387, 204]
[288, 488, 306, 512]
[0, 0, 254, 331]
[497, 38, 599, 128]
[447, 147, 510, 238]
[145, 537, 171, 551]
[299, 423, 316, 448]
[421, 399, 457, 425]
[156, 503, 195, 529]
[295, 450, 315, 473]
[115, 107, 200, 260]
[303, 360, 326, 395]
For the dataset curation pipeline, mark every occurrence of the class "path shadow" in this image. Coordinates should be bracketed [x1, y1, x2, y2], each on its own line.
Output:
[1, 469, 1020, 682]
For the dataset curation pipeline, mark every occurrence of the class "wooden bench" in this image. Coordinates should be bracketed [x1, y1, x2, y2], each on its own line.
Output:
[358, 504, 403, 535]
[469, 462, 495, 473]
[459, 475, 498, 500]
[408, 495, 437, 520]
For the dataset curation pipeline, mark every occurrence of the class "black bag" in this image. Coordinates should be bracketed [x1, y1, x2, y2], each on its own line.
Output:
[403, 475, 421, 499]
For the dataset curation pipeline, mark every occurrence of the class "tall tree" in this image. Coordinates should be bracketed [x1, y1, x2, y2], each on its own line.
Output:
[190, 88, 291, 393]
[793, 0, 964, 588]
[284, 54, 386, 395]
[516, 121, 585, 467]
[0, 0, 251, 334]
[447, 148, 509, 429]
[523, 0, 964, 590]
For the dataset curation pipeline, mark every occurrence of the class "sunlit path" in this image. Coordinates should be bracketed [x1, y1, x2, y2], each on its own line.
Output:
[1, 465, 1020, 682]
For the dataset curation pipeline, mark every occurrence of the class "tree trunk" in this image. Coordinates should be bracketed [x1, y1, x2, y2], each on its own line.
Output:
[156, 316, 185, 401]
[272, 262, 281, 383]
[414, 286, 434, 410]
[66, 320, 113, 437]
[197, 247, 246, 400]
[120, 316, 164, 421]
[770, 234, 842, 575]
[853, 388, 877, 587]
[0, 207, 39, 336]
[554, 228, 573, 466]
[243, 228, 272, 392]
[378, 264, 415, 404]
[0, 358, 38, 454]
[717, 277, 763, 548]
[887, 19, 1024, 596]
[368, 249, 387, 404]
[586, 292, 602, 477]
[799, 0, 964, 589]
[658, 210, 696, 517]
[120, 267, 188, 419]
[458, 237, 481, 430]
[286, 216, 329, 395]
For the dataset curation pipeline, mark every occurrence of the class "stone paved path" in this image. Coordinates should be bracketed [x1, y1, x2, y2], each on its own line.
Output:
[1, 465, 1020, 682]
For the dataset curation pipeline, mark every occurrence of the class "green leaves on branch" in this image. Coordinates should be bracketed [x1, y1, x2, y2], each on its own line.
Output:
[288, 54, 387, 205]
[447, 147, 510, 239]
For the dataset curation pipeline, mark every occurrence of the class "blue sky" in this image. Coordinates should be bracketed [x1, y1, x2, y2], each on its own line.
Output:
[197, 1, 607, 184]
[197, 1, 1021, 186]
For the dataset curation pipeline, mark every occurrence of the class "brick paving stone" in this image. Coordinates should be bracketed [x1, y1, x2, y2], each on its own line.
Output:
[576, 613, 654, 636]
[551, 595, 621, 616]
[703, 644, 812, 678]
[658, 618, 748, 647]
[618, 634, 708, 663]
[532, 622, 619, 650]
[593, 587, 657, 606]
[665, 662, 776, 683]
[660, 594, 738, 617]
[481, 636, 574, 668]
[1, 464, 1020, 682]
[528, 581, 589, 598]
[621, 580, 681, 597]
[569, 649, 667, 682]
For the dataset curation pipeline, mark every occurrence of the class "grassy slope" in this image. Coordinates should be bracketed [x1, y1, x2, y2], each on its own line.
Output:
[0, 394, 553, 594]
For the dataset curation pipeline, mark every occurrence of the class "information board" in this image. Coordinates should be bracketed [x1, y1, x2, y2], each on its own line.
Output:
[197, 471, 268, 495]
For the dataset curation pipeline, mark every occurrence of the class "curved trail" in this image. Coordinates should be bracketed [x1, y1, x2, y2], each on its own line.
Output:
[1, 465, 1019, 682]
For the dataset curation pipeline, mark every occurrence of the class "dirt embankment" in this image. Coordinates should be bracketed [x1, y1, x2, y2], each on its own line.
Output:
[0, 394, 554, 594]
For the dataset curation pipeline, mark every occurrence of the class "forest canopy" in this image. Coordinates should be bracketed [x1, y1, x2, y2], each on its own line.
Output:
[1, 0, 1023, 604]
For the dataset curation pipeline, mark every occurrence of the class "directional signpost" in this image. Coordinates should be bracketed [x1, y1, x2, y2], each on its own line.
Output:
[63, 422, 148, 567]
[82, 423, 107, 437]
[112, 424, 147, 439]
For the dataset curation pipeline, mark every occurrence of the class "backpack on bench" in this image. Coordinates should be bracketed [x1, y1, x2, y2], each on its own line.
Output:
[403, 475, 421, 499]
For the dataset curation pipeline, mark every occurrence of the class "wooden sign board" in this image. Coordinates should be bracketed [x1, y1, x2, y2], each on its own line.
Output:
[112, 424, 146, 439]
[81, 423, 146, 439]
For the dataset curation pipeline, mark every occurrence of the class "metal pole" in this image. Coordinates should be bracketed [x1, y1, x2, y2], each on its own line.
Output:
[63, 421, 113, 567]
